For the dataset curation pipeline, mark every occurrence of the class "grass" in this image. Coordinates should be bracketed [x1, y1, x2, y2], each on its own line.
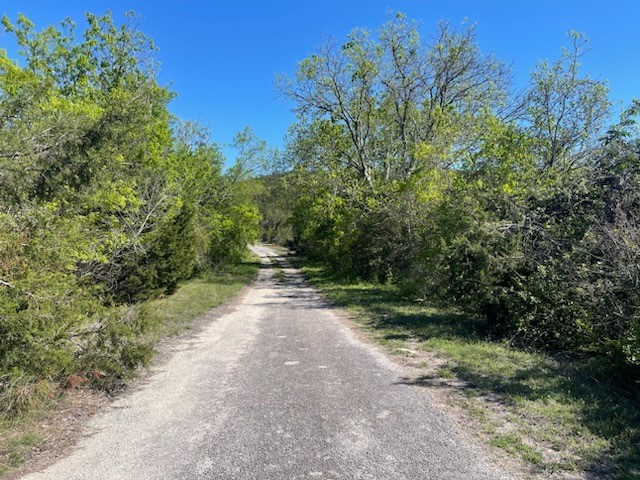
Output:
[0, 431, 43, 476]
[274, 267, 287, 283]
[0, 254, 260, 477]
[0, 405, 54, 477]
[293, 256, 640, 479]
[143, 255, 260, 340]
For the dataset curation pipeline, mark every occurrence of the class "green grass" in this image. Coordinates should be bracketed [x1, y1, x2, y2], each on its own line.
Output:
[274, 270, 286, 283]
[143, 255, 260, 340]
[0, 254, 260, 477]
[293, 257, 640, 479]
[0, 427, 45, 476]
[6, 432, 42, 466]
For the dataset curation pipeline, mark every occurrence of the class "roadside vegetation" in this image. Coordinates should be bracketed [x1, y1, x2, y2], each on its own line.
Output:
[0, 8, 263, 457]
[0, 255, 259, 476]
[262, 11, 640, 479]
[143, 254, 260, 341]
[274, 13, 640, 371]
[294, 259, 639, 478]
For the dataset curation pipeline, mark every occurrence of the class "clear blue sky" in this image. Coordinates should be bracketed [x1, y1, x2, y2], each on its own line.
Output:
[1, 1, 638, 163]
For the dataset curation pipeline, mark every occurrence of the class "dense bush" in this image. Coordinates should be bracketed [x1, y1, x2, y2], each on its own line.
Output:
[0, 12, 260, 414]
[277, 13, 639, 368]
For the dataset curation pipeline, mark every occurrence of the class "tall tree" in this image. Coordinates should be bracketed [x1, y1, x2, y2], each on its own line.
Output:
[278, 12, 510, 186]
[526, 31, 610, 169]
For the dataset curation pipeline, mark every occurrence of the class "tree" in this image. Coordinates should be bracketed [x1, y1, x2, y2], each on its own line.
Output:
[280, 12, 511, 282]
[526, 31, 610, 169]
[278, 12, 510, 186]
[0, 11, 262, 410]
[277, 13, 640, 370]
[278, 28, 379, 185]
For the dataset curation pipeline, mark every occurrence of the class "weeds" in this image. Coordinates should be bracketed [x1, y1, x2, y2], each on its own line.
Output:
[0, 375, 57, 418]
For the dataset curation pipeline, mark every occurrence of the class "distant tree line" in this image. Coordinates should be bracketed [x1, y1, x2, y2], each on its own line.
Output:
[0, 12, 260, 413]
[270, 13, 640, 369]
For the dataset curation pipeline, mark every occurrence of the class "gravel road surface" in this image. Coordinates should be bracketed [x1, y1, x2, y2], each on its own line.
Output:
[22, 245, 513, 480]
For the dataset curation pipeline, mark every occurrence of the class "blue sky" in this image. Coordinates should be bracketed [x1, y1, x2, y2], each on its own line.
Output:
[1, 1, 638, 163]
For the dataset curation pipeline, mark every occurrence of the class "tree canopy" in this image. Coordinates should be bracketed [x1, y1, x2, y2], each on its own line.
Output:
[271, 12, 638, 368]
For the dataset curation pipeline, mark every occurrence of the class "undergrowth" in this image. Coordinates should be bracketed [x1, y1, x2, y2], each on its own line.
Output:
[0, 254, 259, 476]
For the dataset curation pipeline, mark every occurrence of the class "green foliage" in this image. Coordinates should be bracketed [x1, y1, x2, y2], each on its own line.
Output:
[526, 31, 610, 169]
[198, 127, 264, 266]
[0, 12, 261, 415]
[280, 12, 638, 370]
[206, 202, 261, 266]
[113, 202, 197, 303]
[256, 173, 294, 245]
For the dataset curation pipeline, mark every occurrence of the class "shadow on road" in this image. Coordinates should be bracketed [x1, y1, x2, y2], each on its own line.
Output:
[279, 251, 640, 480]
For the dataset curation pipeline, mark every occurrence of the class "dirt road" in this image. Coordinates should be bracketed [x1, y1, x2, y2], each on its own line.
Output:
[22, 245, 513, 479]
